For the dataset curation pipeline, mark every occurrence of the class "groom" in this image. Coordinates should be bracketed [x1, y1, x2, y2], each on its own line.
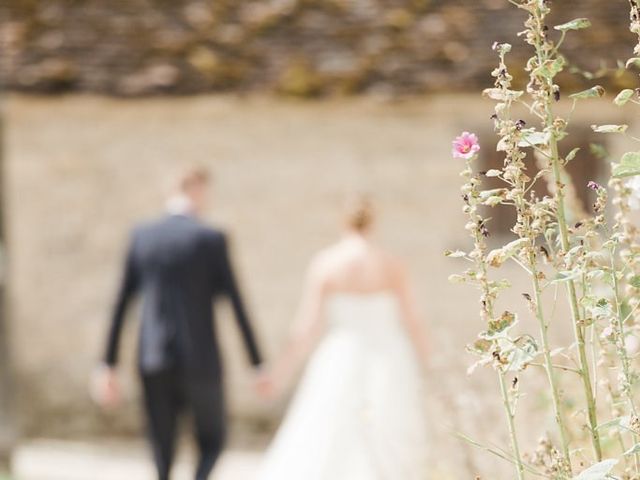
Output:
[94, 167, 264, 480]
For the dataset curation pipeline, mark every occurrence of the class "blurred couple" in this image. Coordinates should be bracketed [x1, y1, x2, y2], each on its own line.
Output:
[93, 167, 430, 480]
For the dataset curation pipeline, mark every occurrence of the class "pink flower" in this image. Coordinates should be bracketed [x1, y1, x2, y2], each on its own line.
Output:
[601, 326, 615, 341]
[452, 132, 481, 159]
[625, 335, 640, 356]
[587, 180, 601, 191]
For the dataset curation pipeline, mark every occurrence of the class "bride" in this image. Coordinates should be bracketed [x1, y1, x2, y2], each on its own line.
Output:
[257, 196, 431, 480]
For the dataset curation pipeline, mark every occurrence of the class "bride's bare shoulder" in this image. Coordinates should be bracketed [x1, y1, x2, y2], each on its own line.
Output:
[376, 249, 408, 279]
[310, 244, 343, 269]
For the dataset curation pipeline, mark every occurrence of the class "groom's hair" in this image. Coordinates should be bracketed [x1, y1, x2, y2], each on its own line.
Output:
[179, 166, 210, 192]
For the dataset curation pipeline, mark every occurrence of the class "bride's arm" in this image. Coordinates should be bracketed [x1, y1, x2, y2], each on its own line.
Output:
[268, 256, 329, 395]
[393, 261, 430, 370]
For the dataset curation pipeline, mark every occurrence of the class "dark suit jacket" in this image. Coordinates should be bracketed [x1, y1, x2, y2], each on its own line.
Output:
[104, 214, 262, 376]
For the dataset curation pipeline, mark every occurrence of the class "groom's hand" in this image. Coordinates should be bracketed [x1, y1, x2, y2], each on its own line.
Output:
[90, 365, 122, 410]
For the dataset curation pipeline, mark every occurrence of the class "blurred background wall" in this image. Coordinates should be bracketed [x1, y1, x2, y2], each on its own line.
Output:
[0, 0, 638, 477]
[1, 0, 635, 96]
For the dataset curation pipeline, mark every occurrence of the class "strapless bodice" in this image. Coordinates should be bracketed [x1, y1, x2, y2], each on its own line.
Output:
[324, 291, 406, 346]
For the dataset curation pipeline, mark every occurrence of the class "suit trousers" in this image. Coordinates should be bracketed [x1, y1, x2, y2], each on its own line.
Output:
[141, 369, 226, 480]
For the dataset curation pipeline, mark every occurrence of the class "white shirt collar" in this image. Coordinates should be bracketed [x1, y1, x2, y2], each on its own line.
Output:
[165, 194, 194, 216]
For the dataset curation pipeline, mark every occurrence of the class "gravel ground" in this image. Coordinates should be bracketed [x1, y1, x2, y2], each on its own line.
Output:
[10, 439, 262, 480]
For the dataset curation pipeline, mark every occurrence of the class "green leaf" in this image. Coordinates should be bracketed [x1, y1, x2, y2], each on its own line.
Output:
[590, 143, 608, 160]
[555, 18, 592, 32]
[627, 57, 640, 69]
[488, 279, 511, 291]
[504, 335, 538, 372]
[591, 124, 628, 134]
[621, 300, 632, 322]
[569, 85, 605, 100]
[596, 415, 630, 432]
[612, 152, 640, 178]
[614, 89, 635, 106]
[630, 275, 640, 289]
[573, 459, 618, 479]
[625, 443, 640, 456]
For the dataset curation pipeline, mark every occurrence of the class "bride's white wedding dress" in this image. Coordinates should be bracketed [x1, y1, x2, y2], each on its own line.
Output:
[258, 292, 429, 480]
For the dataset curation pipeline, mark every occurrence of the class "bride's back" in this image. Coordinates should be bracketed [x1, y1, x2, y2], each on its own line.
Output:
[318, 235, 399, 295]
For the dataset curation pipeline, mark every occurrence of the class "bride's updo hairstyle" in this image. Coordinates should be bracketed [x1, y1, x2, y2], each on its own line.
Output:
[344, 194, 374, 233]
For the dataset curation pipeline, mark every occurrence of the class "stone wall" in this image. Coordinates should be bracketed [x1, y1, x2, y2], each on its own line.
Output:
[1, 0, 636, 96]
[4, 93, 635, 476]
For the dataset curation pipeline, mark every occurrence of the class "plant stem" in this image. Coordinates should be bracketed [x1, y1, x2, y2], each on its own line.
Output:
[530, 258, 572, 471]
[526, 0, 602, 460]
[548, 134, 602, 461]
[498, 371, 525, 480]
[610, 251, 640, 470]
[466, 157, 527, 478]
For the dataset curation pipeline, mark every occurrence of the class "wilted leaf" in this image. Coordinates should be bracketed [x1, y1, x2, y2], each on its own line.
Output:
[444, 250, 467, 258]
[552, 269, 582, 284]
[484, 311, 517, 339]
[612, 152, 640, 178]
[569, 85, 605, 100]
[614, 89, 635, 106]
[483, 88, 524, 101]
[479, 189, 507, 209]
[467, 338, 492, 355]
[483, 196, 503, 207]
[496, 137, 509, 152]
[565, 147, 580, 162]
[494, 43, 512, 55]
[448, 274, 466, 284]
[489, 279, 511, 291]
[591, 124, 628, 134]
[518, 130, 550, 148]
[573, 459, 618, 479]
[486, 238, 529, 268]
[534, 57, 566, 78]
[485, 169, 502, 177]
[555, 18, 591, 32]
[466, 359, 487, 376]
[581, 296, 612, 318]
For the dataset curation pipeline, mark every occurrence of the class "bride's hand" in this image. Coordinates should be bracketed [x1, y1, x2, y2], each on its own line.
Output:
[253, 367, 277, 401]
